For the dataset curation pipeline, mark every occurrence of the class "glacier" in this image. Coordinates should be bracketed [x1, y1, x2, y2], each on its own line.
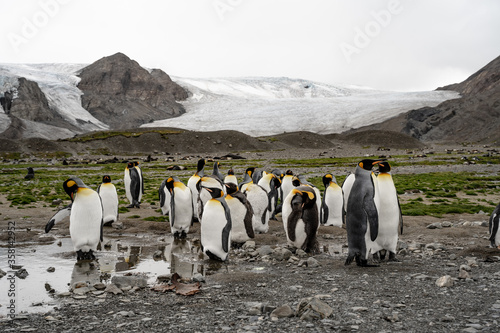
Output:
[0, 63, 460, 138]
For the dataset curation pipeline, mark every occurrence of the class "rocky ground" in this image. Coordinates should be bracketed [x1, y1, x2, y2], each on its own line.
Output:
[1, 136, 500, 332]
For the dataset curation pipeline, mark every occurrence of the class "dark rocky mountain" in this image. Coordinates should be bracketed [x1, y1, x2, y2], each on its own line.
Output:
[77, 53, 188, 129]
[349, 55, 500, 143]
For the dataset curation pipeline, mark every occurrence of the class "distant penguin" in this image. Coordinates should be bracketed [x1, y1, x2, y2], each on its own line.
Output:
[238, 167, 255, 191]
[252, 169, 264, 184]
[196, 175, 225, 221]
[489, 202, 500, 248]
[282, 186, 319, 253]
[225, 182, 254, 245]
[187, 159, 205, 222]
[271, 168, 284, 214]
[200, 186, 232, 261]
[224, 169, 238, 186]
[45, 177, 103, 261]
[165, 176, 194, 239]
[159, 178, 172, 216]
[280, 170, 296, 206]
[370, 161, 403, 261]
[240, 168, 270, 233]
[97, 175, 119, 226]
[321, 174, 344, 227]
[124, 161, 141, 208]
[212, 161, 224, 181]
[257, 172, 281, 220]
[345, 159, 383, 267]
[24, 167, 34, 180]
[134, 161, 144, 204]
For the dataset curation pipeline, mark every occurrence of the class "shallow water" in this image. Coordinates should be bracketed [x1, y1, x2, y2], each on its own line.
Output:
[0, 236, 205, 316]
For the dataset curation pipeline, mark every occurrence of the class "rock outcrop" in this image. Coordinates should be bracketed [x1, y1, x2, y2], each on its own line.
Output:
[77, 53, 188, 129]
[348, 55, 500, 143]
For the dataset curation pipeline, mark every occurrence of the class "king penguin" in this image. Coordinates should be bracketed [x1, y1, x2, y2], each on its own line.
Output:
[165, 176, 194, 239]
[134, 161, 144, 204]
[489, 202, 500, 248]
[187, 159, 205, 222]
[196, 175, 225, 221]
[280, 170, 296, 206]
[370, 161, 403, 261]
[257, 171, 281, 221]
[224, 169, 238, 186]
[224, 182, 255, 245]
[282, 186, 320, 253]
[45, 177, 103, 261]
[124, 161, 141, 208]
[345, 159, 383, 267]
[240, 168, 270, 233]
[200, 186, 232, 261]
[212, 161, 224, 181]
[321, 174, 344, 227]
[97, 175, 119, 226]
[159, 178, 172, 216]
[292, 175, 322, 219]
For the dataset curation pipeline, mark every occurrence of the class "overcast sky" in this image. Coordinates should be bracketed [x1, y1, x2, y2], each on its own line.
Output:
[1, 0, 499, 91]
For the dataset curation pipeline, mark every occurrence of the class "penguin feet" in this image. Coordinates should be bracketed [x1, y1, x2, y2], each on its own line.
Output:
[76, 250, 84, 261]
[180, 231, 187, 239]
[372, 252, 381, 263]
[103, 221, 114, 227]
[173, 231, 180, 239]
[126, 204, 135, 208]
[379, 250, 387, 261]
[357, 259, 379, 268]
[388, 252, 400, 262]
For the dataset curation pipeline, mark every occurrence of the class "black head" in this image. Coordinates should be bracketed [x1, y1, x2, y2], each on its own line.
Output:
[224, 182, 238, 195]
[227, 169, 235, 176]
[63, 177, 86, 201]
[197, 159, 206, 172]
[378, 161, 391, 173]
[245, 167, 255, 177]
[127, 162, 134, 169]
[102, 175, 112, 183]
[165, 177, 175, 193]
[285, 170, 293, 176]
[292, 176, 301, 187]
[322, 174, 333, 187]
[358, 159, 384, 171]
[203, 186, 224, 199]
[134, 161, 139, 167]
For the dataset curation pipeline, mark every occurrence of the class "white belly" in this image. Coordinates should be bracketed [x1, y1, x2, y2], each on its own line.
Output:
[226, 196, 251, 243]
[99, 184, 118, 223]
[201, 200, 230, 260]
[244, 184, 269, 233]
[70, 189, 102, 252]
[324, 184, 343, 227]
[171, 187, 193, 234]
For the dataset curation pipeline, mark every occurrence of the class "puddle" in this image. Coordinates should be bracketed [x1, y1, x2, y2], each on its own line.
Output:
[0, 236, 207, 316]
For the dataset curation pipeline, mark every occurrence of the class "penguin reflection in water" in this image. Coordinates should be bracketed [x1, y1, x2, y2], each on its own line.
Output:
[45, 177, 103, 261]
[344, 159, 384, 267]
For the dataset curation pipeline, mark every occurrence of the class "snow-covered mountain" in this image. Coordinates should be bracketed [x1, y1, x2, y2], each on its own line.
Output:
[143, 77, 459, 136]
[0, 61, 460, 139]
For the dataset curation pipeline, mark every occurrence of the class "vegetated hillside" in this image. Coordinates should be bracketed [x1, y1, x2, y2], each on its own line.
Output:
[0, 127, 426, 156]
[348, 55, 500, 144]
[77, 53, 188, 129]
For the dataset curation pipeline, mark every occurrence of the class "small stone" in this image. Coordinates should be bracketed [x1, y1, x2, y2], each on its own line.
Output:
[73, 282, 87, 289]
[192, 273, 205, 283]
[306, 257, 320, 268]
[296, 297, 333, 321]
[104, 284, 123, 295]
[73, 287, 90, 295]
[270, 304, 294, 318]
[258, 245, 273, 256]
[45, 316, 58, 321]
[93, 282, 106, 290]
[296, 249, 308, 258]
[246, 302, 263, 315]
[242, 241, 256, 250]
[73, 295, 88, 300]
[57, 292, 72, 297]
[112, 275, 148, 289]
[427, 222, 442, 229]
[15, 268, 29, 279]
[460, 264, 472, 272]
[46, 267, 55, 273]
[441, 221, 453, 228]
[351, 307, 368, 312]
[436, 275, 454, 287]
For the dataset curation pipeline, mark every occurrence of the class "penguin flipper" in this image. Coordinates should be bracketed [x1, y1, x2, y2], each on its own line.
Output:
[363, 194, 379, 241]
[233, 192, 255, 238]
[221, 199, 232, 253]
[170, 191, 176, 229]
[130, 168, 141, 204]
[159, 180, 166, 210]
[45, 204, 72, 233]
[100, 218, 104, 242]
[398, 198, 404, 235]
[489, 210, 500, 246]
